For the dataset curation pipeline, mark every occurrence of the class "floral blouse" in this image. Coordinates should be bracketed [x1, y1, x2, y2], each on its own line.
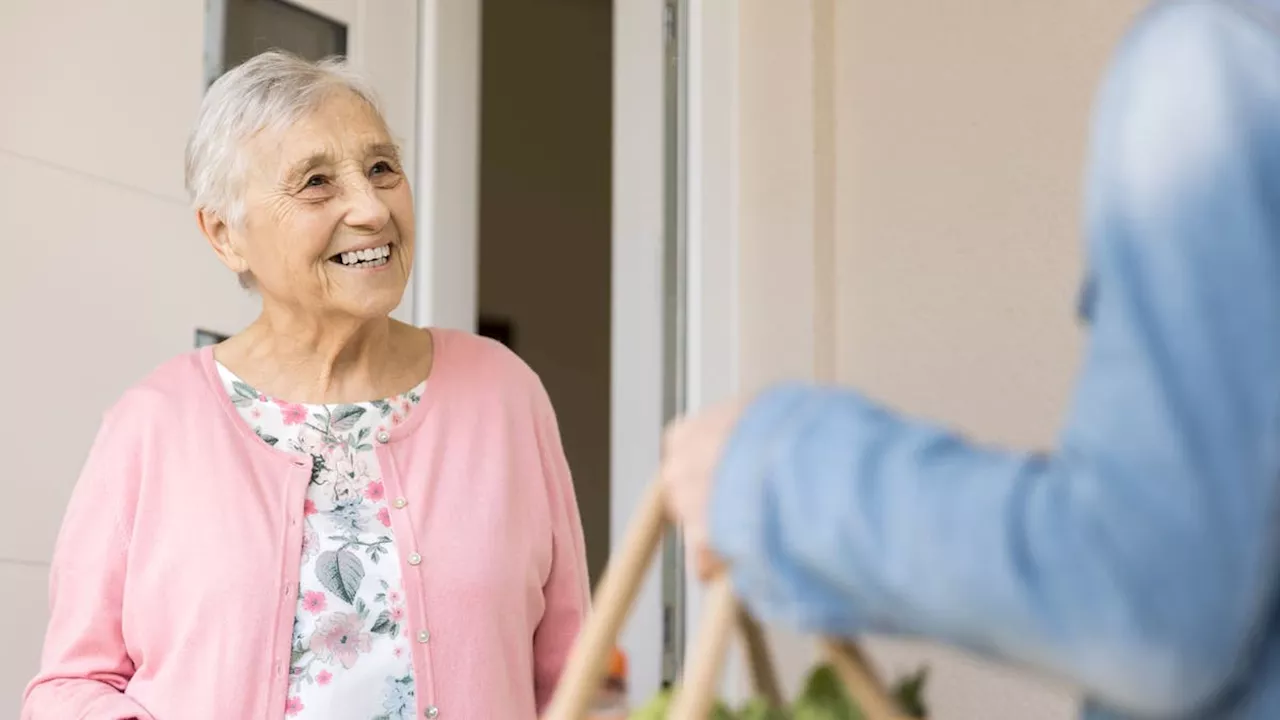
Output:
[217, 363, 426, 720]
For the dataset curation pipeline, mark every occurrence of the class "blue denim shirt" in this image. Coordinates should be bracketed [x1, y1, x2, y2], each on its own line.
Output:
[710, 2, 1280, 717]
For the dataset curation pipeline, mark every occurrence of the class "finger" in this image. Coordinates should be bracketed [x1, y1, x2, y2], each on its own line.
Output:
[695, 546, 727, 581]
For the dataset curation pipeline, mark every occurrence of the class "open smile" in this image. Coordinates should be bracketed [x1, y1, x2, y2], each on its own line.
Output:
[329, 243, 392, 269]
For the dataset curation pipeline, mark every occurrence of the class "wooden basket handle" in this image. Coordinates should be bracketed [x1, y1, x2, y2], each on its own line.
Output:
[543, 484, 669, 720]
[669, 576, 910, 720]
[737, 606, 785, 707]
[543, 481, 910, 720]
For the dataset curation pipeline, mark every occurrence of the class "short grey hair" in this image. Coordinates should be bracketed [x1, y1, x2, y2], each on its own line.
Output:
[184, 50, 383, 228]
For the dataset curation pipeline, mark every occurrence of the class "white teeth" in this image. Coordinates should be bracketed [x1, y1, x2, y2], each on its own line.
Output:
[335, 244, 391, 267]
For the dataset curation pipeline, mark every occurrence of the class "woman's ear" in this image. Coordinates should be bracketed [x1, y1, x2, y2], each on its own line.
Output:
[196, 208, 250, 275]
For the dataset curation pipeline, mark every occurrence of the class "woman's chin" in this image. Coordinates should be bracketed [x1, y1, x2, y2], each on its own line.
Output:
[325, 286, 408, 321]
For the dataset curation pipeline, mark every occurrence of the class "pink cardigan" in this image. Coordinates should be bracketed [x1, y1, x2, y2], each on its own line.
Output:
[23, 329, 590, 720]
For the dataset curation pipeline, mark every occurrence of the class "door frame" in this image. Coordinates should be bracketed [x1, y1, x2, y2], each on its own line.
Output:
[407, 0, 744, 705]
[611, 0, 743, 705]
[412, 0, 480, 331]
[681, 0, 744, 701]
[609, 0, 669, 703]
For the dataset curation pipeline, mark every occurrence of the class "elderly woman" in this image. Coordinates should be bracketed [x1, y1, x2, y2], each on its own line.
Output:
[23, 51, 589, 720]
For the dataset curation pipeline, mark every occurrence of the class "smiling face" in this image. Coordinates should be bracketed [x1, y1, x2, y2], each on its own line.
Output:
[200, 89, 414, 321]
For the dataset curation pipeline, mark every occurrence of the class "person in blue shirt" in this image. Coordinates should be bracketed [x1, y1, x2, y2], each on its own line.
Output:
[660, 2, 1280, 717]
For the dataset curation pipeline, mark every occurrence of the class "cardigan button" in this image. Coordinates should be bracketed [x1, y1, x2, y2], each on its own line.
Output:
[377, 430, 391, 444]
[417, 629, 431, 644]
[393, 497, 408, 509]
[408, 553, 422, 566]
[424, 706, 439, 718]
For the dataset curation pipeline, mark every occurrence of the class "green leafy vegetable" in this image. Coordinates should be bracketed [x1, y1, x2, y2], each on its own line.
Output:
[890, 668, 928, 719]
[737, 697, 788, 720]
[791, 664, 861, 720]
[710, 701, 737, 720]
[626, 664, 927, 719]
[629, 688, 673, 720]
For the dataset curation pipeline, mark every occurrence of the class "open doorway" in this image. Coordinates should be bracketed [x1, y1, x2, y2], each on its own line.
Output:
[476, 0, 614, 585]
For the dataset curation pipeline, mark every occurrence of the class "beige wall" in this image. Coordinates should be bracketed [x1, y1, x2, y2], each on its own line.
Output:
[0, 3, 251, 710]
[478, 0, 613, 584]
[834, 1, 1141, 446]
[0, 1, 415, 714]
[835, 5, 1141, 712]
[734, 0, 1144, 717]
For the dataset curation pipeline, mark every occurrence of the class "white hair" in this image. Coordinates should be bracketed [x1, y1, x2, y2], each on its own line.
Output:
[184, 50, 384, 227]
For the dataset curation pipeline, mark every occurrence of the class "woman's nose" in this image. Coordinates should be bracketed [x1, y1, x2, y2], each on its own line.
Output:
[344, 178, 391, 231]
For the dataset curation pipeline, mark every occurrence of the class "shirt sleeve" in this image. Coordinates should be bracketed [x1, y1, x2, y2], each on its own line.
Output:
[529, 380, 592, 711]
[23, 401, 156, 720]
[708, 3, 1280, 717]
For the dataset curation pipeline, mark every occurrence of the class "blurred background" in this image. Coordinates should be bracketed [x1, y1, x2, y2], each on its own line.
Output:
[0, 0, 1144, 717]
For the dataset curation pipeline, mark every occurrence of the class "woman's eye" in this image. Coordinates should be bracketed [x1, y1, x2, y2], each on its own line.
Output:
[370, 161, 395, 176]
[304, 175, 327, 188]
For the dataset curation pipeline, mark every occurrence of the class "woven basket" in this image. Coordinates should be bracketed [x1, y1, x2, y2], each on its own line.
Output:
[543, 484, 917, 720]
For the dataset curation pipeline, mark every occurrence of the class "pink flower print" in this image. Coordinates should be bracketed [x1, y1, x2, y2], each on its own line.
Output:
[364, 481, 386, 502]
[301, 525, 320, 562]
[394, 646, 405, 659]
[377, 507, 392, 528]
[302, 591, 327, 614]
[331, 477, 358, 504]
[277, 401, 308, 426]
[298, 426, 326, 456]
[390, 605, 406, 622]
[309, 612, 372, 669]
[400, 400, 412, 415]
[316, 670, 333, 686]
[391, 412, 404, 426]
[335, 455, 369, 482]
[250, 407, 262, 421]
[330, 455, 369, 503]
[285, 697, 304, 715]
[388, 590, 403, 605]
[303, 499, 318, 516]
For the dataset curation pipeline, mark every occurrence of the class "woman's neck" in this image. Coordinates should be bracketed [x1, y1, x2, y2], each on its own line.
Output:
[216, 312, 431, 404]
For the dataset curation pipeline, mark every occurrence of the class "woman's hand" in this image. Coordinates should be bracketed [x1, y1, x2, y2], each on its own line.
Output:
[659, 398, 747, 580]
